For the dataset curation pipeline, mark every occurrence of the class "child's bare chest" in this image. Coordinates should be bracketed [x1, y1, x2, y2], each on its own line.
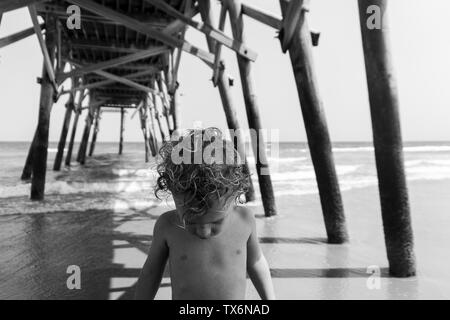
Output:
[171, 233, 246, 267]
[167, 216, 250, 280]
[165, 212, 252, 299]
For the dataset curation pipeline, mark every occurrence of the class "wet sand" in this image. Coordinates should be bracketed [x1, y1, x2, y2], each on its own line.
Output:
[1, 179, 450, 300]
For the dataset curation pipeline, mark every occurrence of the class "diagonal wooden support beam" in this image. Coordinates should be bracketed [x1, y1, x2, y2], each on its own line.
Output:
[89, 99, 108, 109]
[0, 0, 50, 14]
[241, 3, 282, 30]
[95, 70, 159, 95]
[0, 23, 45, 49]
[57, 46, 168, 82]
[166, 0, 190, 91]
[66, 0, 215, 65]
[28, 5, 58, 91]
[144, 0, 257, 61]
[242, 0, 319, 47]
[162, 2, 198, 35]
[212, 4, 227, 86]
[67, 59, 160, 96]
[62, 69, 157, 93]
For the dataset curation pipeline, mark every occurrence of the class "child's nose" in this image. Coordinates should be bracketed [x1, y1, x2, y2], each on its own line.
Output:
[196, 225, 212, 239]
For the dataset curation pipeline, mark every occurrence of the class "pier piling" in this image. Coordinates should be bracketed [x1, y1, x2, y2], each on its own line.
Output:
[165, 52, 181, 131]
[139, 106, 151, 162]
[30, 16, 57, 200]
[146, 101, 159, 156]
[119, 107, 125, 155]
[65, 107, 81, 167]
[152, 82, 170, 141]
[53, 97, 74, 171]
[21, 130, 37, 180]
[279, 0, 349, 243]
[88, 109, 100, 157]
[358, 0, 416, 276]
[77, 105, 94, 164]
[225, 0, 276, 216]
[198, 0, 255, 202]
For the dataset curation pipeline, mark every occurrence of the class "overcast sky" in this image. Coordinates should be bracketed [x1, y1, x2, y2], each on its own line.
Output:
[0, 0, 449, 142]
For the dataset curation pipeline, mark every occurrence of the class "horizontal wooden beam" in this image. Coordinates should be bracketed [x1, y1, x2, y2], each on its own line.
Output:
[0, 23, 44, 49]
[103, 103, 139, 107]
[83, 64, 158, 72]
[98, 99, 141, 105]
[95, 86, 149, 92]
[58, 46, 168, 82]
[69, 40, 153, 54]
[0, 0, 49, 14]
[102, 108, 136, 112]
[95, 92, 142, 98]
[66, 0, 215, 65]
[144, 0, 257, 61]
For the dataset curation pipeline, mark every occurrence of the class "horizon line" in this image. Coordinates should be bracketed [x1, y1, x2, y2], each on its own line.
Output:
[1, 140, 450, 143]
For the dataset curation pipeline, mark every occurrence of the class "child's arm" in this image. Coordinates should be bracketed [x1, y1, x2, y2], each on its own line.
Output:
[246, 211, 276, 300]
[134, 214, 169, 300]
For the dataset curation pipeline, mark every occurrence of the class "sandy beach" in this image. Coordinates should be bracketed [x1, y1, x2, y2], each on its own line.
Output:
[1, 141, 450, 299]
[1, 178, 450, 299]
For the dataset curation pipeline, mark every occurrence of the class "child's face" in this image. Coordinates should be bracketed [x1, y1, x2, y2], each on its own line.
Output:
[173, 193, 232, 239]
[183, 210, 230, 239]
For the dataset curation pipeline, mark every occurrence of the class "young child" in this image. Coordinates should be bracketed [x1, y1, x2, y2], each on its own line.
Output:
[134, 128, 275, 300]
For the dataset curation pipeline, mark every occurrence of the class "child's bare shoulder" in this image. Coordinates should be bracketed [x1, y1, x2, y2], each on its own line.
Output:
[234, 205, 256, 229]
[154, 210, 179, 232]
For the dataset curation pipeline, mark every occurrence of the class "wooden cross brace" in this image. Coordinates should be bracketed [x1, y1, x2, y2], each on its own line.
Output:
[241, 0, 320, 48]
[66, 59, 162, 96]
[143, 0, 257, 61]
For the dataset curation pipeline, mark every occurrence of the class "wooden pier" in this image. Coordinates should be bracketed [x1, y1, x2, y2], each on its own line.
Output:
[0, 0, 415, 277]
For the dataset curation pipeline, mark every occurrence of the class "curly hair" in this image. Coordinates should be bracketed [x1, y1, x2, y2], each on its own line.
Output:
[155, 127, 250, 220]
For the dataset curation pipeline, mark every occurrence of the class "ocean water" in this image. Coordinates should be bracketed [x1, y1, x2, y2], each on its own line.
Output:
[1, 141, 450, 215]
